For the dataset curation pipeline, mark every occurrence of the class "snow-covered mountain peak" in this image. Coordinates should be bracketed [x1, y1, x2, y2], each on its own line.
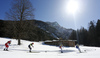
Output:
[46, 21, 60, 27]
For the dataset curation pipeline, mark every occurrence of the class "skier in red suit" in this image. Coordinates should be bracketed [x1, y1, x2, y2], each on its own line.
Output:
[4, 40, 11, 51]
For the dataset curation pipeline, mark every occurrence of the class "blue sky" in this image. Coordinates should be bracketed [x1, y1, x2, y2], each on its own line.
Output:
[0, 0, 100, 30]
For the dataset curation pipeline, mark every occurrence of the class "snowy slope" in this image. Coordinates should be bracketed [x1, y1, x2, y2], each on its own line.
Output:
[0, 37, 100, 58]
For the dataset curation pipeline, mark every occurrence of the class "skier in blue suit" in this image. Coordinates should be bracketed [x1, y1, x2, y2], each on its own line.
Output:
[76, 44, 81, 53]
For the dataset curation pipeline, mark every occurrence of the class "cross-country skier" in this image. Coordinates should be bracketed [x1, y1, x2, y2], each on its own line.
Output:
[28, 43, 34, 52]
[4, 40, 11, 51]
[59, 43, 63, 53]
[76, 44, 81, 53]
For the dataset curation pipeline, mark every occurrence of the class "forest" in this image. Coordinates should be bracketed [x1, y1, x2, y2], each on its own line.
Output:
[69, 19, 100, 47]
[0, 20, 56, 42]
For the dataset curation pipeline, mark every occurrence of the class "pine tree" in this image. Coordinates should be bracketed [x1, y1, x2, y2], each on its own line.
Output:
[78, 27, 88, 45]
[96, 19, 100, 46]
[88, 21, 96, 46]
[69, 30, 77, 40]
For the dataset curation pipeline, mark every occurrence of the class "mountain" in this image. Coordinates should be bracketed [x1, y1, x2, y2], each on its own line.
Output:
[0, 19, 73, 41]
[33, 20, 73, 39]
[46, 22, 73, 39]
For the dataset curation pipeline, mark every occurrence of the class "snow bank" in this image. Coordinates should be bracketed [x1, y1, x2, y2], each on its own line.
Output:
[0, 37, 100, 58]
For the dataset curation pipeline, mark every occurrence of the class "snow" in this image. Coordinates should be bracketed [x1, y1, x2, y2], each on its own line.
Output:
[0, 37, 100, 58]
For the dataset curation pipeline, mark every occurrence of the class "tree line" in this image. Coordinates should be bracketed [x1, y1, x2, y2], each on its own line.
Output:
[0, 20, 56, 43]
[69, 19, 100, 47]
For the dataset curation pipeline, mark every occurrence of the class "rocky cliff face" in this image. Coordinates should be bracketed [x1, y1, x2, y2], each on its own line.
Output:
[46, 22, 73, 39]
